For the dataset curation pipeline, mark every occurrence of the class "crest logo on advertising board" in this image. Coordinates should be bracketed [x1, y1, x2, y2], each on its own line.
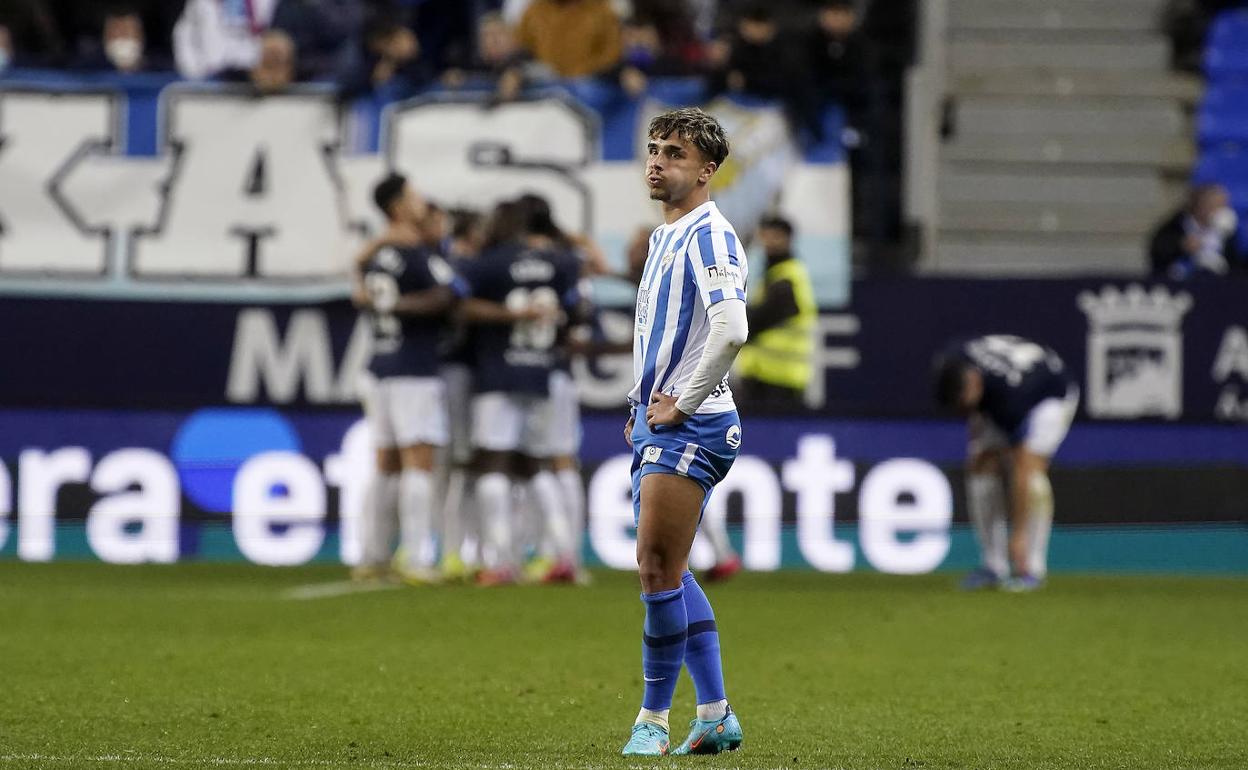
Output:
[1078, 284, 1192, 419]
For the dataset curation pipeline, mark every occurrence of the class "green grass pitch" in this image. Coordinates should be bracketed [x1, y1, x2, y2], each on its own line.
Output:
[0, 563, 1244, 770]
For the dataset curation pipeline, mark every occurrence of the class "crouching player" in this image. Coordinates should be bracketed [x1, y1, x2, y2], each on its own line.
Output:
[932, 335, 1079, 592]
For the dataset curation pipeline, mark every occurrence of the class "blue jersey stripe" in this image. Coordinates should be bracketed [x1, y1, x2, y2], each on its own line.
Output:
[709, 288, 725, 304]
[656, 253, 699, 393]
[724, 230, 740, 267]
[734, 288, 746, 301]
[696, 226, 717, 268]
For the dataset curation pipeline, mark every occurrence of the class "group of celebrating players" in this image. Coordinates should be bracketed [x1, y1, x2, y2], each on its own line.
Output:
[350, 172, 592, 588]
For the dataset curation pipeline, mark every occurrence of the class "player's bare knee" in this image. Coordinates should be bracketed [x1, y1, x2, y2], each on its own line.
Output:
[967, 450, 1003, 477]
[375, 448, 402, 475]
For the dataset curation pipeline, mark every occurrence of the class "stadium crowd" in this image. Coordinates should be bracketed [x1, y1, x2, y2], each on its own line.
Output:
[0, 0, 875, 133]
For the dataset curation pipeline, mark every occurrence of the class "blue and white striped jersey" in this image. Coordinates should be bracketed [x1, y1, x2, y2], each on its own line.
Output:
[629, 201, 748, 414]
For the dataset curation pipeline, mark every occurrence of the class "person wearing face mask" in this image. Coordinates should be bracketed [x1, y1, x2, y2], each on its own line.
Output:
[1149, 183, 1245, 279]
[101, 7, 147, 73]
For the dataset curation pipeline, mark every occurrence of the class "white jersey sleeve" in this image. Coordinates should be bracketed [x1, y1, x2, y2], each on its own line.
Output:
[687, 220, 748, 309]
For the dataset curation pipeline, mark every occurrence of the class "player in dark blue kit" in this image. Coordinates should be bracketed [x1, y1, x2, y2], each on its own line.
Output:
[933, 335, 1080, 592]
[352, 173, 462, 584]
[459, 200, 581, 586]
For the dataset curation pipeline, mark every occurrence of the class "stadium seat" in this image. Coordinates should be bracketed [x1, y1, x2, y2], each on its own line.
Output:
[1204, 9, 1248, 78]
[1198, 83, 1248, 145]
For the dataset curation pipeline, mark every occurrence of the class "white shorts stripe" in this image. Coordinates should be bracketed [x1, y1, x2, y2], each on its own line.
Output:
[675, 443, 699, 474]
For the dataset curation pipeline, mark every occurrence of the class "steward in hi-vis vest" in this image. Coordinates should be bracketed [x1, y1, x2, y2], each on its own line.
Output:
[735, 216, 816, 407]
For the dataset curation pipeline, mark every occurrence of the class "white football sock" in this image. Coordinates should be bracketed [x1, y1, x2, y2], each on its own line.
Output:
[530, 470, 572, 558]
[556, 467, 585, 567]
[636, 707, 670, 731]
[360, 473, 399, 568]
[476, 472, 512, 569]
[702, 512, 736, 564]
[399, 469, 434, 571]
[696, 699, 729, 721]
[1025, 472, 1054, 579]
[440, 468, 468, 563]
[967, 473, 1009, 577]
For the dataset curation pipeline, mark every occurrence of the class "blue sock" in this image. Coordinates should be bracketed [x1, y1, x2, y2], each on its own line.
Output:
[640, 586, 687, 711]
[681, 571, 726, 705]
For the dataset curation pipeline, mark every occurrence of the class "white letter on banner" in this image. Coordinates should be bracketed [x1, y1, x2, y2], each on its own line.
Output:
[86, 449, 180, 564]
[226, 309, 335, 404]
[0, 93, 114, 272]
[859, 459, 952, 574]
[323, 419, 372, 565]
[388, 100, 590, 234]
[588, 456, 637, 570]
[132, 91, 350, 278]
[0, 461, 11, 552]
[783, 436, 855, 572]
[700, 457, 782, 571]
[18, 448, 91, 561]
[233, 451, 326, 566]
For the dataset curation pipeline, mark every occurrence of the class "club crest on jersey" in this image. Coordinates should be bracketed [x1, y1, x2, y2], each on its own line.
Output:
[660, 250, 676, 272]
[725, 425, 741, 449]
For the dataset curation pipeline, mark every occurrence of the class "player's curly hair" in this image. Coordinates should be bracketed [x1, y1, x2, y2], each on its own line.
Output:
[648, 107, 730, 166]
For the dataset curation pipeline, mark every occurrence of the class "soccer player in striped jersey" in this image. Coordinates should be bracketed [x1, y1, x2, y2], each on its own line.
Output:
[620, 108, 748, 757]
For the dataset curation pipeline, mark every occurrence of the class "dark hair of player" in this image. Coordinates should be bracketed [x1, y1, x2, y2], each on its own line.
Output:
[515, 193, 568, 245]
[449, 208, 483, 241]
[759, 215, 794, 237]
[364, 14, 407, 47]
[932, 355, 971, 408]
[483, 200, 528, 249]
[741, 2, 775, 23]
[372, 173, 407, 220]
[818, 0, 856, 11]
[648, 107, 730, 167]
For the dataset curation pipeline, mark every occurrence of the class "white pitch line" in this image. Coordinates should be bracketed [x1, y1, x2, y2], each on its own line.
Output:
[281, 581, 403, 601]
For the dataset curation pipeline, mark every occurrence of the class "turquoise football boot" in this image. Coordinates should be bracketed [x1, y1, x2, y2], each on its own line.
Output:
[621, 722, 670, 756]
[670, 708, 743, 755]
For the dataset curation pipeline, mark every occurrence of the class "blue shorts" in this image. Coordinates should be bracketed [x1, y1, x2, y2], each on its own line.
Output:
[630, 406, 742, 525]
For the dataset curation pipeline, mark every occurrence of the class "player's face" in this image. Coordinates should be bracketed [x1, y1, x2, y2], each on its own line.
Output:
[645, 133, 715, 203]
[398, 184, 429, 227]
[958, 368, 984, 415]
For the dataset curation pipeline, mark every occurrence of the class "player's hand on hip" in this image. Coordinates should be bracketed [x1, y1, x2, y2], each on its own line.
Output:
[624, 414, 635, 448]
[646, 393, 689, 429]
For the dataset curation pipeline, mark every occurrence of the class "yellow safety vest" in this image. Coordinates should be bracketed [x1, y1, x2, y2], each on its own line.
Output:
[736, 258, 817, 390]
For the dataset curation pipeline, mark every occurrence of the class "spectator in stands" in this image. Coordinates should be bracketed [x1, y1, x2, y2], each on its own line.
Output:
[631, 0, 704, 71]
[715, 3, 819, 138]
[0, 24, 13, 73]
[809, 0, 873, 114]
[249, 29, 296, 93]
[270, 0, 359, 81]
[734, 215, 817, 408]
[0, 0, 65, 66]
[1149, 183, 1245, 278]
[174, 0, 278, 80]
[614, 15, 687, 98]
[515, 0, 622, 78]
[441, 11, 527, 102]
[337, 12, 427, 100]
[76, 5, 148, 74]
